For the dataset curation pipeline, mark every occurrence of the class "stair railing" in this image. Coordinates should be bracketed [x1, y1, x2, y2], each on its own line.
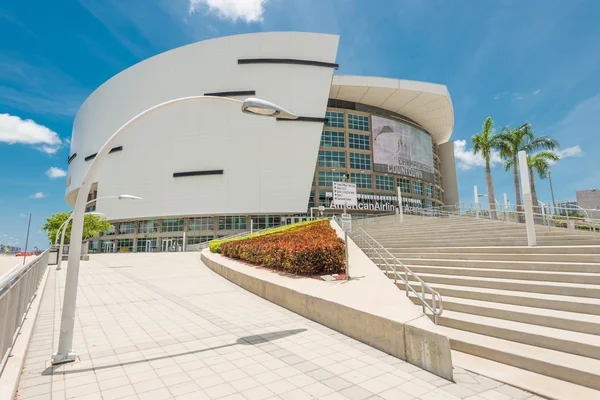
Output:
[351, 228, 443, 324]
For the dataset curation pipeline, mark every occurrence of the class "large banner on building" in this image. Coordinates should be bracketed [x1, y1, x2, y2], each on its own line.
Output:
[372, 116, 435, 182]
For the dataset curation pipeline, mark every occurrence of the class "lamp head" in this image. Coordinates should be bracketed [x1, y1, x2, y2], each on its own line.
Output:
[85, 211, 105, 217]
[241, 98, 297, 120]
[117, 195, 143, 200]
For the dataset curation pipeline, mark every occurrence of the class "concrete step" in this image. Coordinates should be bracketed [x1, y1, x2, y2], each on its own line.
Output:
[409, 294, 600, 336]
[388, 259, 600, 274]
[398, 265, 600, 284]
[452, 351, 600, 400]
[378, 245, 600, 254]
[387, 251, 600, 263]
[395, 280, 600, 315]
[437, 310, 600, 360]
[444, 326, 600, 390]
[404, 272, 600, 298]
[373, 239, 600, 247]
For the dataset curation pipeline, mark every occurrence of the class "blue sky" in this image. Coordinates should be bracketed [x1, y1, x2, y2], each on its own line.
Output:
[1, 0, 599, 248]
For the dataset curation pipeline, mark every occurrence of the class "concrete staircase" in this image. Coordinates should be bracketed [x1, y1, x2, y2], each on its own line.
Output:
[354, 214, 600, 397]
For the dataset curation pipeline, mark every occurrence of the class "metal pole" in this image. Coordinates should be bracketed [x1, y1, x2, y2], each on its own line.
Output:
[22, 213, 31, 265]
[548, 170, 557, 215]
[518, 151, 537, 247]
[397, 187, 404, 223]
[250, 219, 253, 234]
[474, 186, 480, 218]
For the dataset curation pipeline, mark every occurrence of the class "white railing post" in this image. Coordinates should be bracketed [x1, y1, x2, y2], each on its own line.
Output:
[474, 186, 480, 219]
[518, 151, 537, 247]
[397, 187, 404, 224]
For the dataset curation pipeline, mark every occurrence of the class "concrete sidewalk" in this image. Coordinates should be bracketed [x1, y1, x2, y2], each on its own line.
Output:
[16, 253, 540, 400]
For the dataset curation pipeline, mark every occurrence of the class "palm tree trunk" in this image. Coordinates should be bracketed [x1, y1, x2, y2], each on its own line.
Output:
[513, 156, 522, 220]
[530, 166, 539, 215]
[485, 160, 497, 220]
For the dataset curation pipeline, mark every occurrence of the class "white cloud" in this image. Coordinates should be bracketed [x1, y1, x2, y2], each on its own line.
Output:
[533, 89, 541, 95]
[189, 0, 268, 23]
[0, 113, 62, 154]
[454, 139, 502, 171]
[19, 213, 28, 217]
[46, 167, 67, 179]
[557, 145, 583, 159]
[29, 192, 46, 199]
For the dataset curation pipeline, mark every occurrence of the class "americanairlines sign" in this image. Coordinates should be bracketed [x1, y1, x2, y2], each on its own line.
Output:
[324, 192, 423, 212]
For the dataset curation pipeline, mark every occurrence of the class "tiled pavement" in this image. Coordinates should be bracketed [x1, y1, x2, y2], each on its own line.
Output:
[16, 253, 544, 400]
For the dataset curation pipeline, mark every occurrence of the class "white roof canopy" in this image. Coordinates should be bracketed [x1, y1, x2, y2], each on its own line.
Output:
[329, 75, 454, 144]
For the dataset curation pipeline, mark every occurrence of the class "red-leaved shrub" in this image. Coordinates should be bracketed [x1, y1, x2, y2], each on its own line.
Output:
[220, 220, 345, 275]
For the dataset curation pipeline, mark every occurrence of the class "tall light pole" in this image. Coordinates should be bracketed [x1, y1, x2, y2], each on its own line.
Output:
[51, 96, 296, 364]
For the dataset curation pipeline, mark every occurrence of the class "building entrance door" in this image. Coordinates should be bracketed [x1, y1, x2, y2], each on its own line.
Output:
[102, 241, 114, 253]
[161, 238, 175, 252]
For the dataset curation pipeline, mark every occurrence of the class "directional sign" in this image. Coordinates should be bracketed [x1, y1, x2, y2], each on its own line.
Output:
[333, 182, 357, 206]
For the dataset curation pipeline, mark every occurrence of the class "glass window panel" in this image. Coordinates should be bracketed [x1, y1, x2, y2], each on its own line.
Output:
[376, 175, 394, 191]
[325, 111, 344, 128]
[188, 217, 214, 231]
[218, 216, 247, 230]
[348, 133, 371, 150]
[162, 218, 184, 232]
[136, 238, 157, 252]
[426, 185, 433, 198]
[119, 222, 134, 235]
[318, 150, 346, 168]
[138, 220, 158, 233]
[413, 181, 423, 195]
[347, 114, 369, 131]
[396, 178, 411, 194]
[349, 152, 371, 170]
[250, 215, 282, 230]
[320, 130, 345, 148]
[116, 238, 133, 252]
[318, 171, 346, 187]
[350, 173, 372, 189]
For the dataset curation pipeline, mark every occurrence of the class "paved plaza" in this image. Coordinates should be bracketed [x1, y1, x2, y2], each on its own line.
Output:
[17, 253, 541, 400]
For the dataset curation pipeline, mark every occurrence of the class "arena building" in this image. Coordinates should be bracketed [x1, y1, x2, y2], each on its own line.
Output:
[65, 32, 458, 253]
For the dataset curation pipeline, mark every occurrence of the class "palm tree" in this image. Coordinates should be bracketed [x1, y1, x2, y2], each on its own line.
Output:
[497, 124, 559, 214]
[527, 151, 560, 213]
[472, 117, 500, 219]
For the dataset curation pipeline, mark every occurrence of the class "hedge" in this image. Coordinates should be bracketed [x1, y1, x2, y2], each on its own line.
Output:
[209, 219, 319, 254]
[214, 219, 345, 275]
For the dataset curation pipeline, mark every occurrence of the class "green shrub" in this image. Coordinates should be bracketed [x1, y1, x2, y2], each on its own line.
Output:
[215, 220, 345, 275]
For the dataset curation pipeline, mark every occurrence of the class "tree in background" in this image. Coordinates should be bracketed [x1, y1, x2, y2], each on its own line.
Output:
[527, 151, 560, 213]
[472, 117, 501, 219]
[41, 212, 112, 245]
[497, 124, 559, 214]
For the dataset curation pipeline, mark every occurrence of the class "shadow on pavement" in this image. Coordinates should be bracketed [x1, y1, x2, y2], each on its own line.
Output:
[42, 328, 307, 376]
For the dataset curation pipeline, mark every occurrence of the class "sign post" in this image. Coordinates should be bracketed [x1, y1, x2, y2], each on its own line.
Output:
[333, 180, 356, 280]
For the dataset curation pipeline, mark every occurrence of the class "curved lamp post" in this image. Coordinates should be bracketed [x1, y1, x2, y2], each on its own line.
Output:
[52, 96, 296, 364]
[55, 195, 142, 270]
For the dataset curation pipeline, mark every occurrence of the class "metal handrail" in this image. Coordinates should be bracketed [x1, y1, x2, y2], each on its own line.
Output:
[351, 228, 443, 324]
[0, 249, 50, 376]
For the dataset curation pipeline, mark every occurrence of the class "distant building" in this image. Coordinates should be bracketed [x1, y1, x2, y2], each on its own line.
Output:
[576, 189, 600, 219]
[556, 200, 579, 216]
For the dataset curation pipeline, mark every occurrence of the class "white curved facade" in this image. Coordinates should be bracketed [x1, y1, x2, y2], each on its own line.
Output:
[67, 32, 457, 252]
[67, 32, 339, 220]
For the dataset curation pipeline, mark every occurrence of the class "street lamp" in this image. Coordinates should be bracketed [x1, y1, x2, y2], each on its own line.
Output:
[52, 95, 296, 364]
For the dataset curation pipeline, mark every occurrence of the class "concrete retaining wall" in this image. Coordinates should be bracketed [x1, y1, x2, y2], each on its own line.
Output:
[200, 223, 453, 380]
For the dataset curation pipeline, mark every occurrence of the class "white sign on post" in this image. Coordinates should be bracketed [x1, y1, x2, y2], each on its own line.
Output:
[333, 182, 358, 206]
[341, 213, 352, 232]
